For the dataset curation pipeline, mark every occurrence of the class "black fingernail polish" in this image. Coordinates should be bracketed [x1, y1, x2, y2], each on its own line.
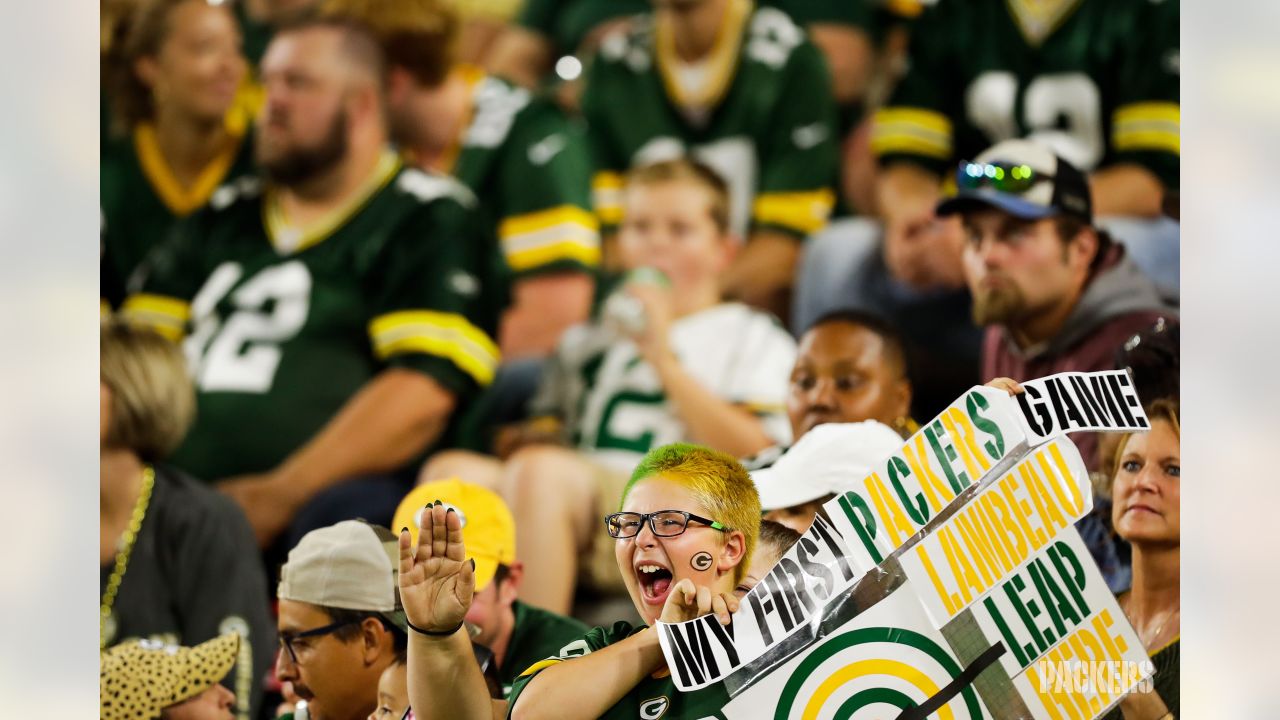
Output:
[469, 558, 476, 570]
[401, 527, 409, 534]
[446, 507, 455, 513]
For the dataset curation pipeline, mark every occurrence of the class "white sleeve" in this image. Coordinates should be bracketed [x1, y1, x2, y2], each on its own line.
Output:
[724, 312, 797, 446]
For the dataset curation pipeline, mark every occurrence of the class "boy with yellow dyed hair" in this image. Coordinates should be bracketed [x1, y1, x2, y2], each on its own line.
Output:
[398, 443, 760, 720]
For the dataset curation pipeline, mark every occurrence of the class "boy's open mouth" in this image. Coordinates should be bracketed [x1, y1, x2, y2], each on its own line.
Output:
[635, 560, 674, 606]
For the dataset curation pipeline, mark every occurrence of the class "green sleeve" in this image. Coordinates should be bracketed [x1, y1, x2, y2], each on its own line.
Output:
[871, 0, 956, 175]
[505, 623, 641, 717]
[752, 40, 839, 239]
[579, 55, 628, 234]
[120, 211, 209, 340]
[1108, 0, 1179, 189]
[497, 104, 601, 278]
[365, 194, 499, 398]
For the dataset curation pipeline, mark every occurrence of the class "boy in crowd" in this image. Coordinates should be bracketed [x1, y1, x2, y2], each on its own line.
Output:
[399, 443, 761, 719]
[420, 159, 796, 614]
[735, 519, 801, 598]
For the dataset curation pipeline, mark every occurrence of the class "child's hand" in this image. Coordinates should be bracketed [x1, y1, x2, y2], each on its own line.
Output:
[658, 578, 739, 626]
[626, 281, 674, 367]
[985, 377, 1025, 396]
[398, 502, 475, 635]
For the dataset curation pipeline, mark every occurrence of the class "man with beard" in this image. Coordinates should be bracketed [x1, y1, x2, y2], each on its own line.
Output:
[938, 139, 1175, 470]
[123, 17, 496, 549]
[938, 138, 1174, 590]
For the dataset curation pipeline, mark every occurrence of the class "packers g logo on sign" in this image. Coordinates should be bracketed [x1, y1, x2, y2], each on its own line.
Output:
[639, 696, 669, 720]
[776, 627, 984, 720]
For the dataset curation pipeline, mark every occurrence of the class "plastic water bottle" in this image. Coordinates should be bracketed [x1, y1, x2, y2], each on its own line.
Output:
[603, 267, 669, 336]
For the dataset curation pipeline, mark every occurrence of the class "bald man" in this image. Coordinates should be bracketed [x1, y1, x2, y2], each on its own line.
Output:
[123, 17, 496, 549]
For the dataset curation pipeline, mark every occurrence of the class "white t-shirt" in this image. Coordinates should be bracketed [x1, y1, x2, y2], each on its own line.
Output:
[531, 302, 796, 473]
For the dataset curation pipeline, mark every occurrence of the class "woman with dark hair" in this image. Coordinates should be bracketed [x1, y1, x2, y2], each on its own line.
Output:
[101, 0, 253, 307]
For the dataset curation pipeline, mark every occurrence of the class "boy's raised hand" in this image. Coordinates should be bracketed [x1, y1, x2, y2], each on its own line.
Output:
[659, 578, 739, 627]
[399, 502, 475, 634]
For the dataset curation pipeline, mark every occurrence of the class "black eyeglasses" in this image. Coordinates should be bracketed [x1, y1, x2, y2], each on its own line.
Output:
[605, 510, 726, 539]
[278, 619, 359, 665]
[956, 161, 1054, 194]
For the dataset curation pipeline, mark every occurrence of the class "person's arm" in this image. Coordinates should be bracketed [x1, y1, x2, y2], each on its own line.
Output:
[401, 503, 506, 720]
[626, 283, 775, 458]
[875, 162, 966, 290]
[723, 38, 838, 314]
[807, 23, 873, 107]
[1100, 0, 1178, 219]
[500, 274, 595, 358]
[219, 368, 457, 545]
[511, 580, 737, 720]
[494, 106, 600, 358]
[510, 628, 665, 720]
[1090, 164, 1165, 218]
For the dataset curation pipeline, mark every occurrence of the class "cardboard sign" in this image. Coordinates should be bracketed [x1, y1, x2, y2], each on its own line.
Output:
[658, 373, 1157, 716]
[825, 386, 1030, 571]
[969, 529, 1152, 720]
[898, 438, 1093, 627]
[1013, 371, 1150, 444]
[719, 581, 993, 720]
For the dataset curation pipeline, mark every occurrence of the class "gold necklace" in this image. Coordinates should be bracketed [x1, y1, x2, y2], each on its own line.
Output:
[100, 465, 155, 649]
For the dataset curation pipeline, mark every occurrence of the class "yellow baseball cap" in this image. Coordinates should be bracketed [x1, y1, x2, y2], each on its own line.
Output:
[392, 479, 517, 591]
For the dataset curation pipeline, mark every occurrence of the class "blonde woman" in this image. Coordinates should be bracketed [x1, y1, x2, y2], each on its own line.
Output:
[101, 320, 273, 719]
[1104, 398, 1179, 720]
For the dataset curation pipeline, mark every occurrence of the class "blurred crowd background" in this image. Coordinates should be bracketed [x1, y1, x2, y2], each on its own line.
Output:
[94, 0, 1182, 717]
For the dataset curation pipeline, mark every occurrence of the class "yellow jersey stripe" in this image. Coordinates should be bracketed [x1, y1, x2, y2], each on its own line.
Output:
[871, 107, 953, 159]
[752, 189, 835, 235]
[121, 294, 191, 341]
[591, 172, 625, 225]
[369, 310, 499, 386]
[1114, 102, 1180, 126]
[517, 658, 563, 678]
[501, 210, 600, 271]
[1113, 103, 1180, 154]
[499, 205, 599, 239]
[507, 240, 602, 273]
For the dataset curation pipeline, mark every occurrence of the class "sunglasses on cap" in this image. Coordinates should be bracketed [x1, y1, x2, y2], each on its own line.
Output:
[956, 161, 1054, 195]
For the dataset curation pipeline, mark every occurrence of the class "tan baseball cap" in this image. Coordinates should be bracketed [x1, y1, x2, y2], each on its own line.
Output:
[278, 520, 406, 630]
[392, 479, 517, 591]
[100, 634, 240, 720]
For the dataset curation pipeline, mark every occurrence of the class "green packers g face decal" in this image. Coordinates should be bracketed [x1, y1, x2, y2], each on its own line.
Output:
[775, 627, 986, 720]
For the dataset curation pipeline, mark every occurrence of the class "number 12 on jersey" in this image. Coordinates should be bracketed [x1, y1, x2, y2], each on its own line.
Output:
[184, 260, 312, 393]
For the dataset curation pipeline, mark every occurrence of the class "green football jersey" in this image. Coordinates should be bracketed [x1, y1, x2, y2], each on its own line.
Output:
[451, 72, 600, 284]
[507, 621, 731, 719]
[581, 0, 839, 240]
[499, 600, 591, 697]
[122, 151, 498, 481]
[518, 0, 872, 59]
[101, 124, 256, 308]
[872, 0, 1179, 188]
